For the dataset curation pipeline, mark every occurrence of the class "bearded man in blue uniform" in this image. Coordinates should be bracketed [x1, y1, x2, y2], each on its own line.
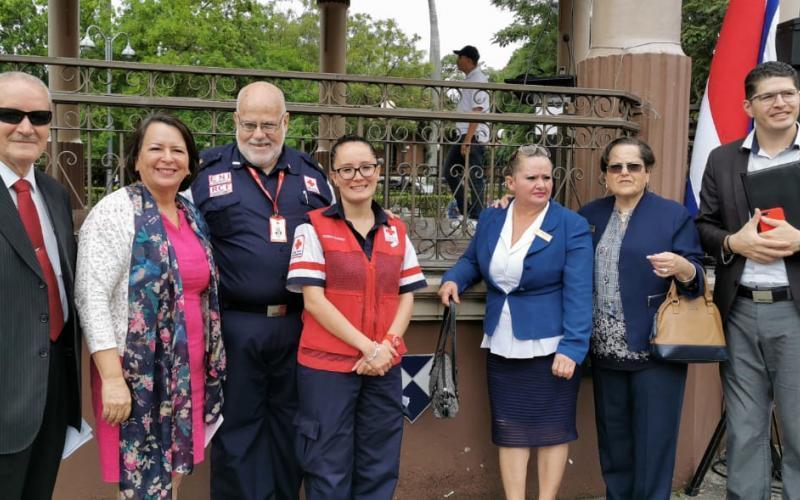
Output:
[192, 82, 333, 500]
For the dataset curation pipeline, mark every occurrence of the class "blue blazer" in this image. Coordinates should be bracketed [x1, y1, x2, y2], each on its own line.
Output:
[578, 191, 705, 353]
[442, 201, 594, 363]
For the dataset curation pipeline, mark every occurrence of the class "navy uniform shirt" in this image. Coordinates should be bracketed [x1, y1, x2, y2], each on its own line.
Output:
[192, 143, 333, 305]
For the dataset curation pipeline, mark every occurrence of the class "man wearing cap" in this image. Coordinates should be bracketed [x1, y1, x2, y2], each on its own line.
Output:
[444, 45, 490, 223]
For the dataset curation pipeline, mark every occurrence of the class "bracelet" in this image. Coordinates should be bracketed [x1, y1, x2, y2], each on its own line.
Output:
[366, 342, 381, 363]
[385, 334, 402, 348]
[676, 264, 697, 284]
[723, 234, 734, 254]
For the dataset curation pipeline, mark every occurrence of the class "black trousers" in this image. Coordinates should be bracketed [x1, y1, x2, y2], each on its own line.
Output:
[593, 362, 687, 500]
[211, 310, 303, 500]
[443, 137, 486, 220]
[0, 335, 68, 500]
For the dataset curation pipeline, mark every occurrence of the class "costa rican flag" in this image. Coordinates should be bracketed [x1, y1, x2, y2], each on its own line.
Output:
[686, 0, 780, 214]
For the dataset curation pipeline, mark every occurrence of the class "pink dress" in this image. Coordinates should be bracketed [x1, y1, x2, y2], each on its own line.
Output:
[92, 210, 210, 482]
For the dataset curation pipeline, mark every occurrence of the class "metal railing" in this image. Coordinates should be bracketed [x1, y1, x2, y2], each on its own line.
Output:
[1, 55, 641, 261]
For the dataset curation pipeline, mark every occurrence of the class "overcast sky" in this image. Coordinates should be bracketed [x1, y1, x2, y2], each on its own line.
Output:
[280, 0, 521, 70]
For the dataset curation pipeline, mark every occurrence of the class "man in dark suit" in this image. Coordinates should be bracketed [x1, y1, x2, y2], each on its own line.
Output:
[696, 61, 800, 499]
[0, 72, 81, 499]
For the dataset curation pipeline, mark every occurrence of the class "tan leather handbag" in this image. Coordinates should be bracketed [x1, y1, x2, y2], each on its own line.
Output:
[650, 274, 728, 363]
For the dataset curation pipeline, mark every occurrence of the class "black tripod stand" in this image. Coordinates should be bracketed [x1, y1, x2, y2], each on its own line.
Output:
[685, 410, 783, 496]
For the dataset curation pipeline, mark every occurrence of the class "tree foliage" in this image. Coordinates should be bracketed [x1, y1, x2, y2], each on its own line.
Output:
[682, 0, 728, 103]
[0, 0, 432, 187]
[1, 0, 428, 79]
[0, 0, 47, 55]
[490, 0, 558, 81]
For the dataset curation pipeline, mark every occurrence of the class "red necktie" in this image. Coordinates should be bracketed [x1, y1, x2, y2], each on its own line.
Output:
[13, 179, 65, 341]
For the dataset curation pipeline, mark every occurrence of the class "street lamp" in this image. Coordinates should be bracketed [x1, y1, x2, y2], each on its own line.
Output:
[80, 25, 135, 193]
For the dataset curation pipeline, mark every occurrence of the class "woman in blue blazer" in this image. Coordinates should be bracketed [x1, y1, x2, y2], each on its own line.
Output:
[578, 137, 705, 500]
[438, 145, 593, 500]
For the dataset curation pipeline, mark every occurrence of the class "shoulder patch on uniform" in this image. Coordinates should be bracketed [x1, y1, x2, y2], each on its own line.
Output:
[304, 175, 320, 194]
[291, 234, 305, 258]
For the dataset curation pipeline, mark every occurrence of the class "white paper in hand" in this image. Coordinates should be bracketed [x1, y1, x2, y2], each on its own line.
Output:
[205, 415, 224, 448]
[62, 418, 93, 459]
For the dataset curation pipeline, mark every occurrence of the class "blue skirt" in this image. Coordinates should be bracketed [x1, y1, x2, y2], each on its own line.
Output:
[486, 352, 581, 447]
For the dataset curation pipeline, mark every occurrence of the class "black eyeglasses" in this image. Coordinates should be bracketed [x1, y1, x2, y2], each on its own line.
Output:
[0, 108, 53, 126]
[333, 163, 378, 180]
[604, 162, 645, 174]
[749, 89, 799, 106]
[237, 113, 285, 133]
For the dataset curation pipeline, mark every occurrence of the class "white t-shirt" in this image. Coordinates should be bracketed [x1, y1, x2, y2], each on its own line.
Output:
[455, 67, 490, 144]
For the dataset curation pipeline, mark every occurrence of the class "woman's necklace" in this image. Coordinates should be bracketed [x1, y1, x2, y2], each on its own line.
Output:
[615, 206, 632, 228]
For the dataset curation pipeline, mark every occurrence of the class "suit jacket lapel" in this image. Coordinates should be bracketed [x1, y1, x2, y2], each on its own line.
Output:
[484, 214, 502, 257]
[589, 196, 615, 247]
[526, 202, 559, 256]
[0, 180, 44, 280]
[476, 209, 504, 290]
[732, 146, 752, 226]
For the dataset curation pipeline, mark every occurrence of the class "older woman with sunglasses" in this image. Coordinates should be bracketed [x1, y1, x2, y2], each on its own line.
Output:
[286, 135, 426, 499]
[439, 145, 593, 500]
[578, 137, 704, 499]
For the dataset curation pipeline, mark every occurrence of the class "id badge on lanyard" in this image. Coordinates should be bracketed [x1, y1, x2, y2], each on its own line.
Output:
[247, 167, 288, 243]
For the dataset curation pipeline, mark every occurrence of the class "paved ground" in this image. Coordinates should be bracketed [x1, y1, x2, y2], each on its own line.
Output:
[585, 458, 783, 499]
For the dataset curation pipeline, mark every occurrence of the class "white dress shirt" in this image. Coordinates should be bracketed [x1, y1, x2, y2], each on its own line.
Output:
[481, 201, 562, 358]
[0, 161, 68, 322]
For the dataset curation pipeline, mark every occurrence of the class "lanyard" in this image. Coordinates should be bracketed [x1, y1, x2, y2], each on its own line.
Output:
[247, 167, 285, 215]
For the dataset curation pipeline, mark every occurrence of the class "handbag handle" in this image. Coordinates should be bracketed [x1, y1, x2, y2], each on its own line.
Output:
[434, 300, 458, 384]
[667, 271, 714, 310]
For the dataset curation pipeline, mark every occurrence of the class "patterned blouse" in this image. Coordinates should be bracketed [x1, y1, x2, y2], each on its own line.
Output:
[591, 209, 649, 369]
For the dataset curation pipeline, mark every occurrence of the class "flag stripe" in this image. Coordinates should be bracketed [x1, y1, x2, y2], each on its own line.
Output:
[707, 0, 766, 144]
[686, 0, 779, 214]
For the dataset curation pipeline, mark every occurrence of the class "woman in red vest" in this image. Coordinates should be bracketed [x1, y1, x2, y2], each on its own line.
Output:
[287, 135, 427, 499]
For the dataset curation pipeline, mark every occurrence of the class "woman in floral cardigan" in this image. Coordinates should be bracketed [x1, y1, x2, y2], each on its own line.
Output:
[75, 114, 225, 499]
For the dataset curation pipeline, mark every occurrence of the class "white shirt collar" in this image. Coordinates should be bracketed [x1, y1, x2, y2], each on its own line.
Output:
[500, 199, 549, 252]
[0, 160, 38, 193]
[741, 122, 800, 155]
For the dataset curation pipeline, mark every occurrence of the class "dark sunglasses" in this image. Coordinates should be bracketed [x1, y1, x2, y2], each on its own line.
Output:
[0, 108, 53, 126]
[604, 162, 645, 174]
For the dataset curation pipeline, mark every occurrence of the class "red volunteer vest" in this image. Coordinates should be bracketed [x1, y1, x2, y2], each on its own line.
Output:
[298, 208, 407, 371]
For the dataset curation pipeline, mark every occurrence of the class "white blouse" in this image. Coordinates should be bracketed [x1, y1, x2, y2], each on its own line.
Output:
[480, 201, 563, 358]
[74, 188, 136, 356]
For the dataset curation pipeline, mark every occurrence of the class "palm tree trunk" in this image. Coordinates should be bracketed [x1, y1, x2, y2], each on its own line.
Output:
[427, 0, 441, 169]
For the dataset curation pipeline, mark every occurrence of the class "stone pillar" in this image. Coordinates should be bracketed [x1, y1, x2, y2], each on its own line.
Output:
[317, 0, 348, 163]
[575, 0, 690, 204]
[780, 0, 800, 22]
[557, 0, 591, 75]
[48, 0, 84, 208]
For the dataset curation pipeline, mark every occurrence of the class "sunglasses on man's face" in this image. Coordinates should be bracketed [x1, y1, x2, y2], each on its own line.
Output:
[0, 108, 53, 126]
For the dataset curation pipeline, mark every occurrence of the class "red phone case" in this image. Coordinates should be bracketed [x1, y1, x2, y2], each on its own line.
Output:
[759, 207, 785, 232]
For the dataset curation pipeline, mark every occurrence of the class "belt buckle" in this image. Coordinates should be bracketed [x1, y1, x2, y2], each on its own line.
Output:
[751, 290, 774, 304]
[266, 304, 287, 317]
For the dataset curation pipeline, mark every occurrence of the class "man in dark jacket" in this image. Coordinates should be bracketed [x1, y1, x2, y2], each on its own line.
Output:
[696, 60, 800, 499]
[0, 71, 81, 500]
